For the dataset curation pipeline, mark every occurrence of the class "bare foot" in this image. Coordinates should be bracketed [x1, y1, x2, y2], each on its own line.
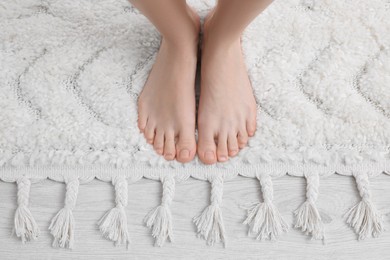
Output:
[137, 6, 200, 163]
[197, 11, 257, 165]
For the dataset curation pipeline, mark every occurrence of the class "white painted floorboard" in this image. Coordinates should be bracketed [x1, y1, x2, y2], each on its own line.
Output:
[0, 174, 389, 259]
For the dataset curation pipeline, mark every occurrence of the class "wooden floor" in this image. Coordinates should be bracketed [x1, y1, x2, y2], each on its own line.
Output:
[0, 174, 389, 259]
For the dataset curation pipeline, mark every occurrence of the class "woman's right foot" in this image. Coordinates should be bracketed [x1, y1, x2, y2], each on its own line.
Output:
[137, 6, 200, 163]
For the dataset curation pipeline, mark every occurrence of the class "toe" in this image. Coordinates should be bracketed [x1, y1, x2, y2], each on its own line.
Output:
[153, 130, 164, 155]
[246, 118, 257, 137]
[163, 132, 176, 161]
[137, 105, 147, 133]
[144, 123, 155, 144]
[216, 134, 229, 162]
[228, 132, 239, 156]
[176, 131, 196, 163]
[197, 132, 217, 165]
[237, 130, 248, 149]
[137, 115, 147, 133]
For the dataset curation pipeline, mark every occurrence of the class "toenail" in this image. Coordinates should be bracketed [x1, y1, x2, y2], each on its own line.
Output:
[164, 153, 174, 159]
[219, 156, 228, 162]
[179, 149, 190, 159]
[230, 150, 238, 155]
[205, 151, 215, 161]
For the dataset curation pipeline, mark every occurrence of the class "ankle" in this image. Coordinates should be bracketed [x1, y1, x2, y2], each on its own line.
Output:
[160, 36, 198, 58]
[202, 30, 241, 56]
[203, 14, 241, 51]
[160, 6, 200, 51]
[186, 5, 201, 33]
[160, 29, 199, 54]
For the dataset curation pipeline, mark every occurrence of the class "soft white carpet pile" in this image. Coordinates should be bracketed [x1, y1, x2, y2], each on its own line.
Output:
[0, 0, 389, 249]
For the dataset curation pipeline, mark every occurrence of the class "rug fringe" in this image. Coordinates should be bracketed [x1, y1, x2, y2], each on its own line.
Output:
[243, 172, 288, 241]
[144, 175, 175, 247]
[6, 169, 390, 248]
[345, 172, 385, 239]
[13, 176, 40, 243]
[98, 176, 130, 248]
[193, 174, 226, 247]
[49, 176, 79, 249]
[294, 172, 325, 240]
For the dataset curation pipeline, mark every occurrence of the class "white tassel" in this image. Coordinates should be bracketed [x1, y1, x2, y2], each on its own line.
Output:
[98, 176, 130, 248]
[193, 174, 226, 247]
[294, 172, 324, 240]
[144, 175, 175, 247]
[243, 172, 288, 241]
[13, 176, 40, 243]
[345, 172, 385, 240]
[48, 176, 79, 249]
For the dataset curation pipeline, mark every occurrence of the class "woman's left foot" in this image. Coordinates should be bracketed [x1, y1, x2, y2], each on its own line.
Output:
[197, 14, 257, 165]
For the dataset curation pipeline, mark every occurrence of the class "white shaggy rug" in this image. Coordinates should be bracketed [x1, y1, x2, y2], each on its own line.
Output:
[0, 0, 390, 249]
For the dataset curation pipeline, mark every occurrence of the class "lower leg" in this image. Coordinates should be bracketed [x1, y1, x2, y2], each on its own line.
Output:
[128, 0, 200, 163]
[197, 0, 273, 164]
[129, 0, 199, 46]
[204, 0, 274, 46]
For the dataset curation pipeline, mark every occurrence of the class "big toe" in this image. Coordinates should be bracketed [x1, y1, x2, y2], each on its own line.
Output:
[197, 134, 217, 165]
[176, 131, 196, 163]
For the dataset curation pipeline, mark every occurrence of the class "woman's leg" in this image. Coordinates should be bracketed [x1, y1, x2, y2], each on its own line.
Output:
[128, 0, 200, 163]
[197, 0, 274, 164]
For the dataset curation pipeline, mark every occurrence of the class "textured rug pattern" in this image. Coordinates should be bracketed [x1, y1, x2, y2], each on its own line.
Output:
[0, 0, 389, 169]
[0, 0, 390, 249]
